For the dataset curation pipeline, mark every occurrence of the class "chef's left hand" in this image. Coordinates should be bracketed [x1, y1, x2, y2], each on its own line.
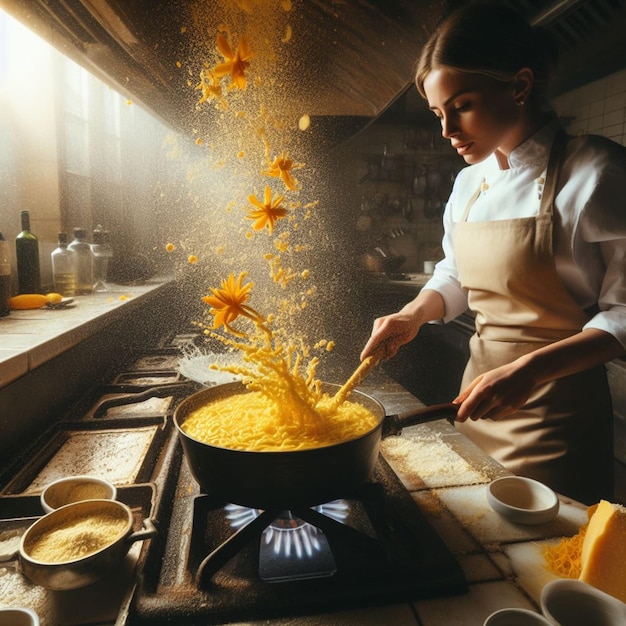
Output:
[453, 361, 538, 422]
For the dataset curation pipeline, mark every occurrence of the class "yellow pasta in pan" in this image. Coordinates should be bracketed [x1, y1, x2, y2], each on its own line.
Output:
[181, 390, 378, 452]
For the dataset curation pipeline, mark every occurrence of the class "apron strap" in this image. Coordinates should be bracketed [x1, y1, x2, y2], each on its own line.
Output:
[460, 187, 482, 222]
[539, 129, 569, 217]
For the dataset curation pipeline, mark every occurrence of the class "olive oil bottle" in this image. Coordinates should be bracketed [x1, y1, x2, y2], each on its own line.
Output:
[15, 210, 40, 294]
[51, 232, 78, 296]
[0, 232, 11, 316]
[68, 227, 93, 294]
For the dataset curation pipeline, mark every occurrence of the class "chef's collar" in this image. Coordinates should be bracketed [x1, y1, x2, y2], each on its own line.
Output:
[504, 117, 561, 170]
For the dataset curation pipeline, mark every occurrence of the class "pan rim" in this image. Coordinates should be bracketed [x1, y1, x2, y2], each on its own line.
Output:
[173, 381, 386, 454]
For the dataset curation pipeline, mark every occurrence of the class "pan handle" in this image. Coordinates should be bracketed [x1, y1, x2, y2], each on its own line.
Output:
[126, 518, 158, 545]
[382, 402, 458, 438]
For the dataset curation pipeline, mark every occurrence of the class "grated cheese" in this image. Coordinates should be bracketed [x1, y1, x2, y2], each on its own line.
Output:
[27, 512, 127, 563]
[542, 526, 587, 578]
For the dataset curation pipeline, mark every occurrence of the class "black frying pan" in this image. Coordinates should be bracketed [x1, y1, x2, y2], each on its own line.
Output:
[174, 381, 457, 510]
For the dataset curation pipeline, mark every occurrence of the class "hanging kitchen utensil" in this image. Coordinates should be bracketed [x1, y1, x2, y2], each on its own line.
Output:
[423, 191, 444, 220]
[412, 165, 426, 196]
[401, 196, 414, 221]
[426, 164, 442, 196]
[174, 381, 458, 510]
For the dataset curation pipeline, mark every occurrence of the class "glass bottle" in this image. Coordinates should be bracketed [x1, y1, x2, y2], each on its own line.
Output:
[68, 227, 93, 295]
[91, 225, 113, 292]
[0, 232, 11, 316]
[51, 232, 77, 296]
[15, 210, 40, 294]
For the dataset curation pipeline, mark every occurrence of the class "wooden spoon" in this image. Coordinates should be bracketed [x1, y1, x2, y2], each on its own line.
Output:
[330, 354, 381, 409]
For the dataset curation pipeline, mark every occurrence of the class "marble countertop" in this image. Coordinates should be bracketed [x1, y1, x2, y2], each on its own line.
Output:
[215, 374, 588, 626]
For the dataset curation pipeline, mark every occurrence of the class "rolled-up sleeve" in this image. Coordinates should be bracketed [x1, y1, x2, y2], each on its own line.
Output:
[422, 191, 469, 323]
[578, 145, 626, 349]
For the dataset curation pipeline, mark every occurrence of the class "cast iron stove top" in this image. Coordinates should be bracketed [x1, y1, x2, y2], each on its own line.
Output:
[127, 447, 467, 625]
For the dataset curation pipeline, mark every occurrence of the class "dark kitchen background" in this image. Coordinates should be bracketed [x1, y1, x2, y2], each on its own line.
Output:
[0, 0, 625, 489]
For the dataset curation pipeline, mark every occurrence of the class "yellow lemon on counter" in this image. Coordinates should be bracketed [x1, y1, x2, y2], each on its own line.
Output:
[46, 293, 64, 304]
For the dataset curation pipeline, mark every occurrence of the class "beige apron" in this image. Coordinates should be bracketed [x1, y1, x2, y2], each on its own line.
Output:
[454, 131, 613, 504]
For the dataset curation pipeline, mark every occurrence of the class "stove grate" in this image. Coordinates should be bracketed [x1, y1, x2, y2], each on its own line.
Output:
[129, 455, 467, 625]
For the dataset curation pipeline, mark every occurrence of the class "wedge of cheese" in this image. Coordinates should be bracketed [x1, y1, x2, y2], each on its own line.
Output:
[579, 499, 626, 602]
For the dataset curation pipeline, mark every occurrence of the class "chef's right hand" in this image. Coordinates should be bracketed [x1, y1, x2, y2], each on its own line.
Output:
[360, 311, 422, 362]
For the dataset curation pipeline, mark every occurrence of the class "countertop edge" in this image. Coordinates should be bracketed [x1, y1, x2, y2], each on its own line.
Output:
[0, 277, 173, 390]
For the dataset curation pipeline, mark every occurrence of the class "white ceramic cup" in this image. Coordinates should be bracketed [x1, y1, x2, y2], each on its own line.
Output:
[483, 608, 552, 626]
[486, 475, 559, 525]
[0, 608, 40, 626]
[541, 579, 626, 626]
[423, 260, 436, 274]
[40, 475, 117, 513]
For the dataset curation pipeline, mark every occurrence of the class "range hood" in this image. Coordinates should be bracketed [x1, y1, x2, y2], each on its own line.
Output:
[2, 0, 626, 137]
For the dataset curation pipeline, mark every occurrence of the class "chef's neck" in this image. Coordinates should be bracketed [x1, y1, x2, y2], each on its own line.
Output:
[495, 107, 555, 170]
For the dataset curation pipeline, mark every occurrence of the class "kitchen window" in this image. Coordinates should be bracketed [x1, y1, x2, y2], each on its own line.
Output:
[0, 7, 182, 290]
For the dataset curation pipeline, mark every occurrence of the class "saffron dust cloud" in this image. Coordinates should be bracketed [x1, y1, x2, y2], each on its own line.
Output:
[171, 2, 373, 452]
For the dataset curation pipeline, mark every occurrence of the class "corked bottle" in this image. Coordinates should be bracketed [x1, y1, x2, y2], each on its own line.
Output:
[15, 210, 40, 294]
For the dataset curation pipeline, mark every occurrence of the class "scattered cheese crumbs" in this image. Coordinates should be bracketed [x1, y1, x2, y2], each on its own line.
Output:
[326, 341, 335, 351]
[119, 295, 129, 301]
[180, 26, 187, 33]
[416, 491, 446, 517]
[176, 61, 182, 68]
[282, 25, 292, 43]
[165, 242, 176, 252]
[237, 151, 245, 158]
[126, 100, 132, 106]
[188, 254, 199, 264]
[25, 427, 158, 492]
[196, 137, 203, 145]
[381, 433, 488, 488]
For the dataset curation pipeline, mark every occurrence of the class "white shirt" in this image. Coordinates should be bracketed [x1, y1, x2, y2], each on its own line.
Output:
[424, 121, 626, 349]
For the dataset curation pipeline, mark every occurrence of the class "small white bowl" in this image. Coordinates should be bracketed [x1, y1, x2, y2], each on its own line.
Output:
[541, 579, 626, 626]
[0, 607, 40, 626]
[486, 476, 559, 525]
[40, 475, 117, 513]
[483, 607, 551, 626]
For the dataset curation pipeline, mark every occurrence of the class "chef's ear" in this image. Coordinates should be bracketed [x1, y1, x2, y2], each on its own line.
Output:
[512, 68, 534, 106]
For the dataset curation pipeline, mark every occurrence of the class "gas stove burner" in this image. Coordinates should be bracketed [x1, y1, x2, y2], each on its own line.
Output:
[225, 501, 349, 559]
[225, 501, 348, 581]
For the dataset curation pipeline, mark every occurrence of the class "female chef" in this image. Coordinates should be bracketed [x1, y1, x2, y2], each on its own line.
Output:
[360, 1, 626, 504]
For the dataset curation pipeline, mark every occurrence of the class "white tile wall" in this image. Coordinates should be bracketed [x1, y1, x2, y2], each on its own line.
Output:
[553, 68, 626, 145]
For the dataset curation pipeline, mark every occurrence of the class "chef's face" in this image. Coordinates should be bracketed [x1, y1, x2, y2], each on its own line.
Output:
[423, 67, 520, 164]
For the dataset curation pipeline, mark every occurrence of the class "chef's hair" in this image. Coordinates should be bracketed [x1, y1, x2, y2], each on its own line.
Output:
[415, 1, 558, 105]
